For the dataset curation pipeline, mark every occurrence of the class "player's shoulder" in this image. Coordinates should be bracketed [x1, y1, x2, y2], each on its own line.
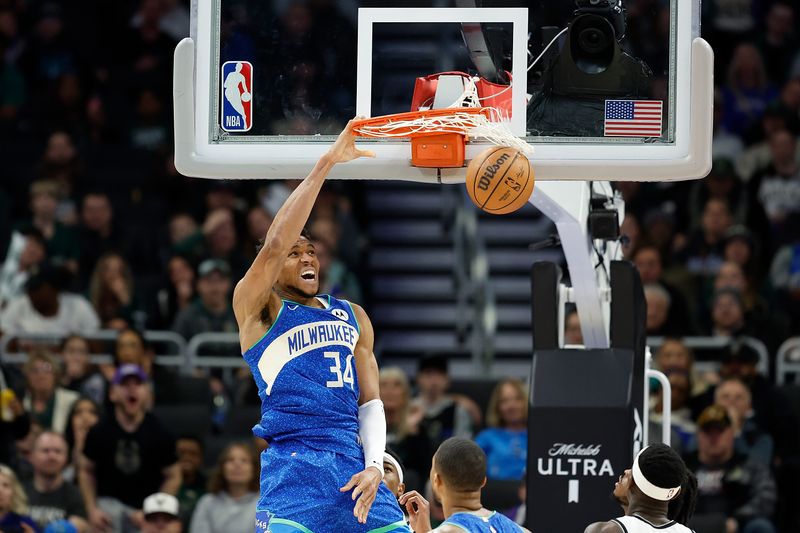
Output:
[431, 524, 467, 533]
[433, 523, 530, 533]
[491, 511, 529, 532]
[583, 521, 622, 533]
[344, 300, 372, 326]
[342, 298, 365, 315]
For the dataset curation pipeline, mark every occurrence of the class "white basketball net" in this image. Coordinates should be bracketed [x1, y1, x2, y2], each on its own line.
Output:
[355, 77, 534, 155]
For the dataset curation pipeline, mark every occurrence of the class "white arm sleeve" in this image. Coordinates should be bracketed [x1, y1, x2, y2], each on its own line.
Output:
[358, 399, 386, 477]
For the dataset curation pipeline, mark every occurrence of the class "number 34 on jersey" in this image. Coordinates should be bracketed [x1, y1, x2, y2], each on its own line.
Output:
[325, 351, 355, 389]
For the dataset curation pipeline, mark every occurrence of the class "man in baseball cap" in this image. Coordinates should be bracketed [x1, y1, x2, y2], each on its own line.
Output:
[142, 492, 182, 533]
[112, 363, 148, 385]
[685, 405, 777, 532]
[172, 258, 237, 342]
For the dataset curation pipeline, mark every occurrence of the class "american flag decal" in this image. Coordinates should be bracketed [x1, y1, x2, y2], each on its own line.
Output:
[604, 100, 663, 137]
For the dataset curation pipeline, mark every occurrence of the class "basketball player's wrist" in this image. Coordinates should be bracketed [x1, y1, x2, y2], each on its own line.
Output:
[366, 463, 383, 478]
[358, 399, 387, 479]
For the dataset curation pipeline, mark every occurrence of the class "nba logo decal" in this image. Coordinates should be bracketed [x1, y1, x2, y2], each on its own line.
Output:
[221, 61, 253, 132]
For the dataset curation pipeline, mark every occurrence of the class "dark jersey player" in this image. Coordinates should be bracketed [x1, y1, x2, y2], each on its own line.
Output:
[233, 120, 410, 533]
[584, 444, 697, 533]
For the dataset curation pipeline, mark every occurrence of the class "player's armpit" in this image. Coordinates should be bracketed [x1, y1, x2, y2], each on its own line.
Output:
[233, 264, 282, 326]
[233, 279, 282, 351]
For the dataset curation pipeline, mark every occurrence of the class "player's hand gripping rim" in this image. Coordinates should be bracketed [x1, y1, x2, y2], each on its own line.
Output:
[340, 464, 383, 524]
[326, 117, 376, 164]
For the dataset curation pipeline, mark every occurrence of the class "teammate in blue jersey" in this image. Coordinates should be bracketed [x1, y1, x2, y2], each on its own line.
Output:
[399, 437, 531, 533]
[233, 120, 410, 533]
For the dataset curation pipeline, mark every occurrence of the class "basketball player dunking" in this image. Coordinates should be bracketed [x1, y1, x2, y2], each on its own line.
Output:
[584, 444, 697, 533]
[234, 120, 410, 533]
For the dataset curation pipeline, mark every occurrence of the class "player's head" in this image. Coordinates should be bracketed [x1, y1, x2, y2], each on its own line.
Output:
[383, 448, 406, 498]
[431, 437, 487, 501]
[271, 228, 320, 300]
[614, 444, 697, 524]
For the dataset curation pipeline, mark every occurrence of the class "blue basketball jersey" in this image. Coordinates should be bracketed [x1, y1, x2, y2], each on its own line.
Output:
[443, 511, 524, 532]
[243, 295, 410, 532]
[242, 295, 363, 459]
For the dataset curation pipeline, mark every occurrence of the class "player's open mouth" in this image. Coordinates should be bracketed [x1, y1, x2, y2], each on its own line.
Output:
[301, 269, 316, 281]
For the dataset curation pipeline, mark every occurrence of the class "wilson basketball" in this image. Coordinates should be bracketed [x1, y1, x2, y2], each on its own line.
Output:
[466, 147, 534, 214]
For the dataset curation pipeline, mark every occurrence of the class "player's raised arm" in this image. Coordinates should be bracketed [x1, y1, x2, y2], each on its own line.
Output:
[232, 120, 374, 346]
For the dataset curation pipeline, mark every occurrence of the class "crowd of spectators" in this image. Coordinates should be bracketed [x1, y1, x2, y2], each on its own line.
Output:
[620, 4, 800, 530]
[0, 0, 798, 532]
[0, 1, 366, 531]
[648, 337, 800, 532]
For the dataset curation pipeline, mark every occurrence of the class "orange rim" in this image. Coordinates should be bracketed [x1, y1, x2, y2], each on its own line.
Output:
[352, 107, 492, 138]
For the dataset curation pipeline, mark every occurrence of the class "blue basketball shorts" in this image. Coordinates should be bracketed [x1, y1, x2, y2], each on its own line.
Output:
[254, 445, 411, 533]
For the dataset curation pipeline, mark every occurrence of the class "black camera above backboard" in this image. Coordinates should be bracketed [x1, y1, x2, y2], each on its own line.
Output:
[573, 0, 626, 40]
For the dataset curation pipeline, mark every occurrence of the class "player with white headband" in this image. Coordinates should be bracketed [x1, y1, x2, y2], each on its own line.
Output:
[584, 444, 698, 533]
[383, 449, 406, 500]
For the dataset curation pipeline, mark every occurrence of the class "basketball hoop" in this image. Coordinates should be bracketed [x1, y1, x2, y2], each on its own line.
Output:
[352, 107, 532, 168]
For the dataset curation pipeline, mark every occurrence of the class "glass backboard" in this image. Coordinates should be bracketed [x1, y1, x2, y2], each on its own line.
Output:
[174, 0, 712, 181]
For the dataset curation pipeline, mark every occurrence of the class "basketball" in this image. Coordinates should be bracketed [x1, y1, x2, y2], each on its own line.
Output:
[241, 91, 252, 102]
[465, 146, 534, 215]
